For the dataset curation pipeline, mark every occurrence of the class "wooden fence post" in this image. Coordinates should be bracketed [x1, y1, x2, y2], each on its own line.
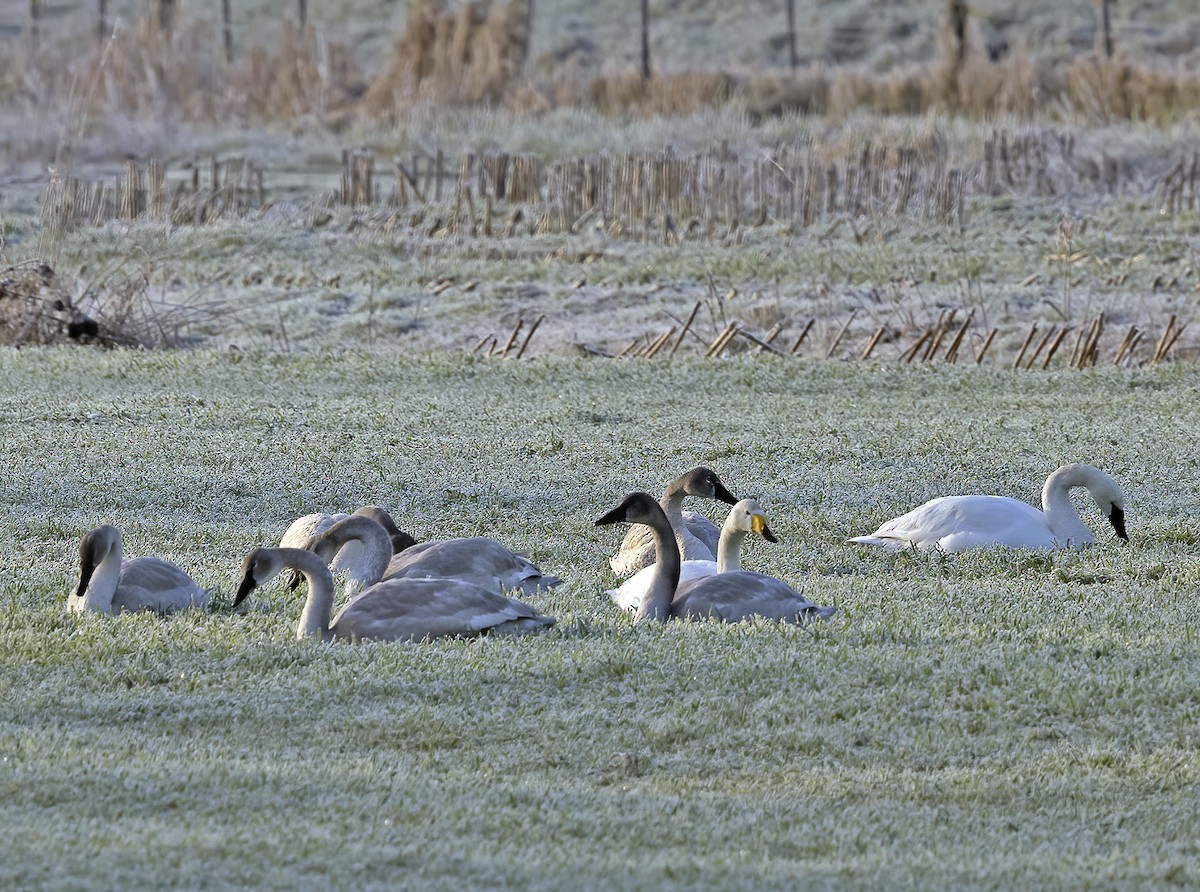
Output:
[640, 0, 651, 80]
[222, 0, 233, 62]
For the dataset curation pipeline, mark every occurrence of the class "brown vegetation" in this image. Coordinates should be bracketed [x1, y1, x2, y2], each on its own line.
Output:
[1, 1, 1198, 132]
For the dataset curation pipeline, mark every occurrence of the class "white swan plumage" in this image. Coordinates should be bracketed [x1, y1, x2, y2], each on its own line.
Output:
[596, 492, 835, 624]
[234, 546, 555, 642]
[609, 466, 738, 577]
[846, 462, 1128, 553]
[607, 498, 777, 613]
[68, 525, 210, 614]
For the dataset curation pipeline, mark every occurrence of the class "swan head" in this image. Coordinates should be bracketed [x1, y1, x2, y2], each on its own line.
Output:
[725, 498, 779, 543]
[353, 505, 418, 553]
[234, 548, 284, 607]
[71, 525, 121, 601]
[596, 492, 665, 528]
[677, 467, 738, 506]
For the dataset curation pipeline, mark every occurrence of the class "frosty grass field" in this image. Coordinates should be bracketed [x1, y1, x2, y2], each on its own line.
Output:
[2, 351, 1199, 889]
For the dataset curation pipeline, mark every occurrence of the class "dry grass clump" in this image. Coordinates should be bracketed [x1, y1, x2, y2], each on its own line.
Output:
[41, 158, 266, 233]
[227, 21, 365, 122]
[361, 0, 530, 114]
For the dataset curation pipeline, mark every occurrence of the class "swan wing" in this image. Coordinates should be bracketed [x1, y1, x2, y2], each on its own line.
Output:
[332, 577, 555, 642]
[384, 537, 561, 595]
[111, 558, 210, 614]
[674, 570, 836, 623]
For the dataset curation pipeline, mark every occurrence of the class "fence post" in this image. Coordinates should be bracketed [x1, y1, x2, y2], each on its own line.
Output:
[97, 0, 107, 42]
[222, 0, 233, 62]
[786, 0, 797, 75]
[640, 0, 651, 80]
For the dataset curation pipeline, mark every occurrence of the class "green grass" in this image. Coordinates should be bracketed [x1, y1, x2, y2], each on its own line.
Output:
[2, 349, 1199, 889]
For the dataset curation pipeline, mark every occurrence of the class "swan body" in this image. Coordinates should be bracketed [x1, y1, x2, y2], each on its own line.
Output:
[384, 536, 562, 596]
[235, 547, 555, 642]
[607, 498, 778, 613]
[596, 492, 834, 624]
[847, 463, 1128, 553]
[68, 525, 209, 614]
[609, 467, 738, 577]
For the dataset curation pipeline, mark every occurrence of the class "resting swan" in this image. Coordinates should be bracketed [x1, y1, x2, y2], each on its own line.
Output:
[607, 498, 778, 613]
[846, 462, 1128, 553]
[609, 467, 739, 577]
[596, 492, 835, 624]
[68, 525, 210, 614]
[234, 547, 556, 642]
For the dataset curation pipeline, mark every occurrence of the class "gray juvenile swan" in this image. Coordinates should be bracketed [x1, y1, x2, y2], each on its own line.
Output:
[596, 492, 835, 624]
[606, 498, 778, 613]
[608, 467, 739, 577]
[68, 525, 210, 614]
[846, 462, 1128, 553]
[300, 514, 396, 597]
[280, 505, 416, 576]
[234, 547, 556, 642]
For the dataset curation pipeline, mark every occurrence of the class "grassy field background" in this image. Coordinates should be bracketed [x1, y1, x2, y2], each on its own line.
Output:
[0, 1, 1198, 887]
[2, 350, 1199, 889]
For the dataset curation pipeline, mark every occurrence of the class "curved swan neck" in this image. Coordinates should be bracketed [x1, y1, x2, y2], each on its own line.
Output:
[76, 527, 123, 613]
[286, 548, 337, 640]
[636, 506, 682, 624]
[1041, 464, 1098, 545]
[311, 515, 392, 588]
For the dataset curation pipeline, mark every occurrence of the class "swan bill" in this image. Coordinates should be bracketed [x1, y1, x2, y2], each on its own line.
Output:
[1109, 505, 1128, 540]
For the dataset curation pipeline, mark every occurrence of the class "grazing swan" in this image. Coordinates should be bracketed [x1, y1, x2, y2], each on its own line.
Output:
[383, 535, 562, 597]
[68, 525, 210, 614]
[607, 498, 778, 613]
[234, 547, 556, 642]
[609, 467, 739, 577]
[846, 462, 1129, 553]
[280, 505, 416, 576]
[596, 492, 835, 624]
[301, 514, 395, 597]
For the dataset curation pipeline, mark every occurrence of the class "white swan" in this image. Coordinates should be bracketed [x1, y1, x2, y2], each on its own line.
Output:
[596, 492, 835, 624]
[609, 467, 739, 577]
[68, 525, 210, 614]
[383, 535, 562, 597]
[607, 498, 778, 613]
[846, 462, 1128, 553]
[234, 547, 556, 642]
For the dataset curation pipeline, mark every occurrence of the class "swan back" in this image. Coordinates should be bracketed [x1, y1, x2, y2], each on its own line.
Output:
[674, 571, 837, 623]
[332, 576, 556, 642]
[384, 536, 562, 596]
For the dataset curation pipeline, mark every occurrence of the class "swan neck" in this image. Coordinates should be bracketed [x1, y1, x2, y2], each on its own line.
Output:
[292, 550, 336, 639]
[636, 511, 681, 623]
[715, 526, 747, 573]
[79, 536, 123, 613]
[1041, 469, 1093, 544]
